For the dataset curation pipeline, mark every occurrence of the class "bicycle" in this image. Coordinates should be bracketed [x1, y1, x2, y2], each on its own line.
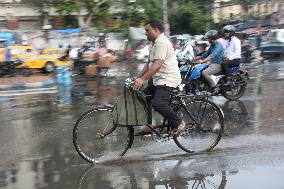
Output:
[73, 78, 224, 163]
[76, 163, 227, 189]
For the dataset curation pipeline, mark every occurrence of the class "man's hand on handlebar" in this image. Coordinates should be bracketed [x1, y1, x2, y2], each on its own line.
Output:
[197, 59, 204, 64]
[133, 78, 144, 90]
[192, 56, 201, 62]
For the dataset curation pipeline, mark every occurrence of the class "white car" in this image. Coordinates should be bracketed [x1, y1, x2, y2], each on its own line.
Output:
[135, 45, 149, 62]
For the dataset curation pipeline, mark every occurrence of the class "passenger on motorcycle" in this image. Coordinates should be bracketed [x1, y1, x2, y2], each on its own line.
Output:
[193, 30, 224, 92]
[222, 25, 241, 83]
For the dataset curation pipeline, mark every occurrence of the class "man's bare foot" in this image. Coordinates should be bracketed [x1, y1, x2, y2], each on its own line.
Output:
[172, 120, 185, 135]
[134, 124, 153, 136]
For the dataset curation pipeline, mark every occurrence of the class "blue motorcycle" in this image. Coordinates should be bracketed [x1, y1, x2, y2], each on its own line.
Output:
[180, 63, 248, 100]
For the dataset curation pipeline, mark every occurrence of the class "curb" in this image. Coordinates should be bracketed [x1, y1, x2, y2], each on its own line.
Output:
[0, 79, 55, 90]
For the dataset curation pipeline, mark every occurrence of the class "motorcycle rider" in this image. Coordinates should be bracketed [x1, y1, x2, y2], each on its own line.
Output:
[196, 41, 208, 56]
[176, 38, 195, 67]
[193, 30, 224, 93]
[222, 25, 241, 84]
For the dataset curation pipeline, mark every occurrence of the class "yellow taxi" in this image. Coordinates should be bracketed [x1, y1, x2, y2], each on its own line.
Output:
[40, 48, 63, 56]
[1, 46, 70, 73]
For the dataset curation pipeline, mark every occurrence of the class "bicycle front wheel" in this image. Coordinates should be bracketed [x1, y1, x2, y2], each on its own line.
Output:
[174, 99, 224, 153]
[73, 107, 134, 163]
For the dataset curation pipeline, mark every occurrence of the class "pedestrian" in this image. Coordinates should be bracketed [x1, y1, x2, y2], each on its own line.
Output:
[193, 30, 224, 93]
[134, 20, 185, 135]
[58, 44, 65, 55]
[60, 45, 71, 60]
[222, 25, 241, 84]
[4, 48, 12, 62]
[256, 32, 262, 49]
[176, 39, 195, 66]
[97, 43, 107, 58]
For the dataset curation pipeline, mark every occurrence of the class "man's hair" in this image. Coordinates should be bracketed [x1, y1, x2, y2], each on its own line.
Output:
[145, 20, 164, 32]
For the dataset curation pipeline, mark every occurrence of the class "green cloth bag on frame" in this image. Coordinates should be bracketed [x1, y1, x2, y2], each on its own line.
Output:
[113, 86, 148, 126]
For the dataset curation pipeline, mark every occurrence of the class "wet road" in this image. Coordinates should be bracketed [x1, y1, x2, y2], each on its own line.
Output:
[0, 59, 284, 189]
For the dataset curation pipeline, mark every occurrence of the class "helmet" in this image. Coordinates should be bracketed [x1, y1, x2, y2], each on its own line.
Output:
[196, 41, 209, 48]
[204, 30, 218, 40]
[223, 25, 236, 36]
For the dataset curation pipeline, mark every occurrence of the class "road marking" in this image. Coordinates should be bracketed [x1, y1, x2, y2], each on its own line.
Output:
[0, 87, 57, 97]
[0, 86, 57, 94]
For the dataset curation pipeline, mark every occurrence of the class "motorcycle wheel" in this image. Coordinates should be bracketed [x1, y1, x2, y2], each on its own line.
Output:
[222, 85, 246, 100]
[222, 74, 246, 100]
[222, 73, 247, 100]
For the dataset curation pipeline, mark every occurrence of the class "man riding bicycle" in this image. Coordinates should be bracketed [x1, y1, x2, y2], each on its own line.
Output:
[133, 20, 185, 136]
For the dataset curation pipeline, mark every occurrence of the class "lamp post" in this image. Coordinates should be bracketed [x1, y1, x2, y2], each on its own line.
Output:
[163, 0, 170, 37]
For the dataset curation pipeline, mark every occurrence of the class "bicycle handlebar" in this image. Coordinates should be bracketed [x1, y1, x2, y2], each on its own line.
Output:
[125, 78, 143, 94]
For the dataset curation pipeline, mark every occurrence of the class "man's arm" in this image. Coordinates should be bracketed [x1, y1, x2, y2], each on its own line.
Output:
[134, 59, 163, 89]
[193, 47, 210, 63]
[202, 47, 211, 58]
[138, 62, 149, 78]
[141, 59, 163, 81]
[201, 54, 211, 64]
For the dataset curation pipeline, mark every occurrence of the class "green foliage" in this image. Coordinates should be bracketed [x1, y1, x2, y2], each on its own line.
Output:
[60, 15, 79, 28]
[137, 0, 163, 21]
[45, 0, 212, 35]
[170, 1, 211, 35]
[54, 0, 79, 13]
[53, 0, 111, 28]
[120, 0, 163, 29]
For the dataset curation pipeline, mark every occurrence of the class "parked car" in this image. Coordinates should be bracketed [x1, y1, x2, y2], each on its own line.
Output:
[1, 46, 70, 72]
[260, 41, 284, 58]
[134, 45, 149, 62]
[40, 48, 62, 56]
[267, 29, 284, 43]
[9, 45, 35, 57]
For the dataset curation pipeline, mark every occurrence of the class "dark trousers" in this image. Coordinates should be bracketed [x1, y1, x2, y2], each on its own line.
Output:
[143, 79, 182, 128]
[222, 59, 241, 76]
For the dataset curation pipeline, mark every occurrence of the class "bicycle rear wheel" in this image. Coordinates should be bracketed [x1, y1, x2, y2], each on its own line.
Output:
[73, 107, 134, 163]
[174, 99, 224, 153]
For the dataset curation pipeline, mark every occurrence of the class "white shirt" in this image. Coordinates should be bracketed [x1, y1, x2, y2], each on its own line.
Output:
[149, 33, 181, 88]
[69, 48, 79, 59]
[224, 36, 241, 60]
[177, 42, 195, 62]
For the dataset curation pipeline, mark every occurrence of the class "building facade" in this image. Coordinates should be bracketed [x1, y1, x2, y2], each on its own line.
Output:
[0, 0, 90, 31]
[212, 0, 284, 24]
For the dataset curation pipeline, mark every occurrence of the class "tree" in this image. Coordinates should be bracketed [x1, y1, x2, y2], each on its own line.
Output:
[120, 0, 163, 29]
[54, 0, 111, 29]
[170, 1, 210, 35]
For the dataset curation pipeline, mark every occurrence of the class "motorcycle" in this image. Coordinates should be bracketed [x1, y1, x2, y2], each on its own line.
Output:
[241, 44, 255, 63]
[180, 63, 249, 100]
[0, 59, 31, 77]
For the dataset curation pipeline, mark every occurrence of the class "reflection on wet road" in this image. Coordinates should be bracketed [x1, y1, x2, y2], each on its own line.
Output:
[0, 60, 284, 188]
